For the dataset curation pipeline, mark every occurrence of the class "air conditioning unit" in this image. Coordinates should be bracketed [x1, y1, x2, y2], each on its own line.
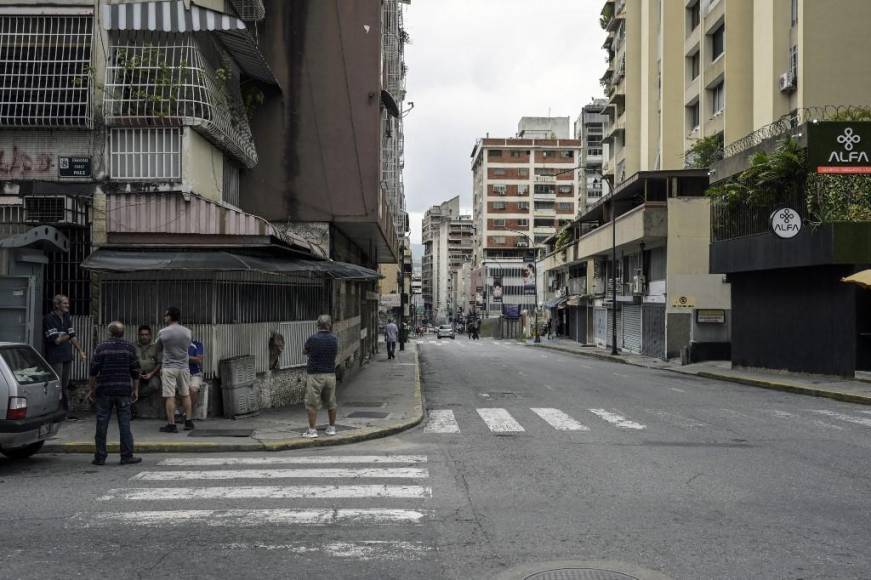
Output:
[779, 72, 797, 93]
[631, 274, 646, 295]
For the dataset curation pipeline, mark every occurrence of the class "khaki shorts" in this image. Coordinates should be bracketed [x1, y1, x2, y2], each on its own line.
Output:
[305, 373, 337, 411]
[161, 367, 191, 398]
[190, 374, 203, 393]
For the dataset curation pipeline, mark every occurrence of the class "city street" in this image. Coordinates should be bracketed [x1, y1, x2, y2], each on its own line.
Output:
[3, 338, 871, 579]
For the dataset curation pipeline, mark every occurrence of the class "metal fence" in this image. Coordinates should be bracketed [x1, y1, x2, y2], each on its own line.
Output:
[711, 192, 807, 242]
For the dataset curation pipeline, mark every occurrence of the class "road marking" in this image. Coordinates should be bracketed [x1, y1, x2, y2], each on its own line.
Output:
[644, 409, 705, 428]
[588, 409, 646, 430]
[77, 508, 432, 528]
[670, 387, 686, 393]
[812, 410, 871, 427]
[613, 372, 631, 378]
[130, 467, 429, 481]
[530, 408, 589, 431]
[99, 485, 432, 501]
[423, 410, 460, 433]
[477, 408, 525, 432]
[220, 541, 431, 561]
[543, 384, 554, 391]
[766, 409, 843, 430]
[157, 455, 428, 467]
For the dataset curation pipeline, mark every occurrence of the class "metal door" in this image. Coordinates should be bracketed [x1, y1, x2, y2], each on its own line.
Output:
[0, 276, 35, 345]
[642, 303, 666, 359]
[623, 304, 642, 353]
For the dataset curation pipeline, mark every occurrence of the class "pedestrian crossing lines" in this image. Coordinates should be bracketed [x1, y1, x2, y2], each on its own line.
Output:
[423, 407, 645, 434]
[74, 454, 436, 561]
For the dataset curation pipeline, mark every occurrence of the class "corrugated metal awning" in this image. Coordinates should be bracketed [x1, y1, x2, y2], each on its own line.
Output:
[102, 1, 277, 85]
[81, 249, 380, 280]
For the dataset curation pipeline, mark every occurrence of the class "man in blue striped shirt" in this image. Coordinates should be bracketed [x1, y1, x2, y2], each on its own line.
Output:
[88, 321, 142, 466]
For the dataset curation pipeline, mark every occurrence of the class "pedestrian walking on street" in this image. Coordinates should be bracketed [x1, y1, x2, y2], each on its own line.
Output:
[134, 325, 161, 419]
[385, 318, 399, 360]
[156, 306, 194, 433]
[43, 294, 87, 419]
[302, 314, 339, 438]
[188, 339, 205, 419]
[87, 321, 142, 466]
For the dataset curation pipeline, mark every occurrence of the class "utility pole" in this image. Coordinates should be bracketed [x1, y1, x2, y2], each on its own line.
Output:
[610, 197, 618, 355]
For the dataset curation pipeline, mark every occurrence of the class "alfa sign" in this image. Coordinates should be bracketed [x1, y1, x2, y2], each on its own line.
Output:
[808, 122, 871, 174]
[769, 207, 802, 239]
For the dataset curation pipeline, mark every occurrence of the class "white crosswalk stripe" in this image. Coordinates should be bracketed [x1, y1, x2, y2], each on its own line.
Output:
[72, 453, 435, 561]
[811, 409, 871, 427]
[424, 410, 461, 433]
[587, 409, 646, 429]
[529, 408, 589, 431]
[477, 408, 525, 432]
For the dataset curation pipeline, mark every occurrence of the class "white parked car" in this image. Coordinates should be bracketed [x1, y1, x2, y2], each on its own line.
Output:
[436, 325, 455, 339]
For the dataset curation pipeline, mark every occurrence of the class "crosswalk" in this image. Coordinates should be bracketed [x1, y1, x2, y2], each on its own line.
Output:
[73, 454, 436, 561]
[422, 405, 871, 436]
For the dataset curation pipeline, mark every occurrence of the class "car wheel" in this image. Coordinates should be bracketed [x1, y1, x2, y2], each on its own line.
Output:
[1, 440, 44, 460]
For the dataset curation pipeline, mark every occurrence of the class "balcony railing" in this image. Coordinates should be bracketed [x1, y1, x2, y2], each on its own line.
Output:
[711, 192, 807, 242]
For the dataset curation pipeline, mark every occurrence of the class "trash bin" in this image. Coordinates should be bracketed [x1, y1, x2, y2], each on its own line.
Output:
[219, 355, 259, 419]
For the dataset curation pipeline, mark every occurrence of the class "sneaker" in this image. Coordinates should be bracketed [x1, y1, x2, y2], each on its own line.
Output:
[325, 425, 337, 436]
[91, 457, 106, 466]
[183, 419, 195, 431]
[159, 424, 178, 433]
[301, 428, 319, 438]
[120, 456, 143, 465]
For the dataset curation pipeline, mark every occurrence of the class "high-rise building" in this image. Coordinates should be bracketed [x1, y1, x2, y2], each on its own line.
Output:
[575, 99, 611, 209]
[422, 196, 474, 323]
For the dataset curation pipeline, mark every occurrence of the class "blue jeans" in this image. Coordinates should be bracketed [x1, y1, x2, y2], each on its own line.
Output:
[386, 341, 396, 358]
[94, 395, 134, 460]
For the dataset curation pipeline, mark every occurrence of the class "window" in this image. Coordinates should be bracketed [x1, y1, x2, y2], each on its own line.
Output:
[534, 218, 554, 227]
[0, 346, 55, 385]
[0, 15, 94, 128]
[789, 45, 798, 80]
[491, 185, 507, 195]
[518, 168, 529, 177]
[711, 25, 725, 60]
[110, 128, 182, 181]
[688, 102, 700, 130]
[535, 168, 557, 176]
[561, 150, 574, 159]
[492, 201, 506, 210]
[688, 1, 700, 32]
[492, 168, 507, 176]
[711, 82, 725, 115]
[689, 52, 700, 80]
[557, 185, 573, 194]
[542, 150, 557, 157]
[493, 219, 506, 228]
[558, 202, 573, 210]
[518, 201, 529, 210]
[534, 184, 555, 194]
[493, 236, 506, 245]
[790, 0, 798, 26]
[518, 184, 530, 195]
[510, 150, 529, 157]
[534, 201, 555, 210]
[488, 149, 503, 158]
[516, 219, 529, 227]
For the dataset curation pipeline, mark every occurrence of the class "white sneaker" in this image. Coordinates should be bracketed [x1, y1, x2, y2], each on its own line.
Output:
[302, 428, 318, 438]
[325, 425, 337, 436]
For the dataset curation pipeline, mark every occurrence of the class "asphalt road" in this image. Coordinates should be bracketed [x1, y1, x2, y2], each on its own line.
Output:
[2, 337, 871, 580]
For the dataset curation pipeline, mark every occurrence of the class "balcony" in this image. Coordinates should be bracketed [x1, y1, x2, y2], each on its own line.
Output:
[605, 112, 626, 141]
[575, 203, 667, 261]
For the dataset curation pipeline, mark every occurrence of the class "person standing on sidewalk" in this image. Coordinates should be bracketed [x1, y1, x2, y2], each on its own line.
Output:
[87, 321, 142, 466]
[188, 339, 204, 419]
[43, 294, 87, 418]
[301, 315, 338, 439]
[156, 306, 194, 433]
[134, 325, 161, 418]
[384, 319, 399, 360]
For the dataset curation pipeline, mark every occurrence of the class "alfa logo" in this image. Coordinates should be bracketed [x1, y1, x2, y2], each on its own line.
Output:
[829, 126, 868, 163]
[837, 127, 861, 151]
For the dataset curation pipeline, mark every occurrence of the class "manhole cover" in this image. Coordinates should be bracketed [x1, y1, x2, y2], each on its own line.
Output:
[346, 411, 390, 419]
[344, 402, 387, 408]
[525, 570, 638, 580]
[187, 429, 254, 438]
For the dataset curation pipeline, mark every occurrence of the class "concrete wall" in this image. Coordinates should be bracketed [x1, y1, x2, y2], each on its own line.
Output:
[182, 128, 223, 203]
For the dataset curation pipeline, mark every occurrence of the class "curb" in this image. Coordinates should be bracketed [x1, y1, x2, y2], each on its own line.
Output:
[529, 342, 871, 407]
[43, 347, 426, 454]
[695, 371, 871, 406]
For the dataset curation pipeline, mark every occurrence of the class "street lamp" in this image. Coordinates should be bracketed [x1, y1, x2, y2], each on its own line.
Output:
[507, 228, 541, 343]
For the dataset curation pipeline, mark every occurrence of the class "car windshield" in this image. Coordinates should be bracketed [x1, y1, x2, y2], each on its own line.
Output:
[440, 326, 452, 330]
[0, 346, 55, 385]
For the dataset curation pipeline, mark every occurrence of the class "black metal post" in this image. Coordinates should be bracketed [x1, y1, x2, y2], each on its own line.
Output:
[610, 198, 618, 355]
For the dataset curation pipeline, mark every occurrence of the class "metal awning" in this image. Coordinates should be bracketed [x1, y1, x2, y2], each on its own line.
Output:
[81, 249, 380, 280]
[544, 295, 569, 309]
[101, 1, 277, 85]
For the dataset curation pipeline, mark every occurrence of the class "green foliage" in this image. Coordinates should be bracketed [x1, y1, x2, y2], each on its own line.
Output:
[555, 228, 572, 250]
[684, 134, 724, 169]
[600, 3, 614, 29]
[806, 174, 871, 223]
[829, 106, 871, 122]
[241, 85, 265, 120]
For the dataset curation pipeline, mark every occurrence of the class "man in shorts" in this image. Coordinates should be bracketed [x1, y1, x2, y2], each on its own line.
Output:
[156, 306, 194, 433]
[301, 314, 338, 438]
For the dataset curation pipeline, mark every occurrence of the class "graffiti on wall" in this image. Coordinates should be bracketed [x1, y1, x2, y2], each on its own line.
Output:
[0, 146, 54, 177]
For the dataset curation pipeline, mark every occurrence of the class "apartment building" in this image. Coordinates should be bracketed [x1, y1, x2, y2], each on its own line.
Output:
[421, 196, 474, 323]
[575, 99, 611, 208]
[0, 0, 400, 414]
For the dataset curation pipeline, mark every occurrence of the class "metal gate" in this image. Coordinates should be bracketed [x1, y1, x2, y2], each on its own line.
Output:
[622, 304, 642, 353]
[642, 303, 666, 359]
[0, 276, 36, 345]
[605, 308, 622, 349]
[593, 307, 607, 347]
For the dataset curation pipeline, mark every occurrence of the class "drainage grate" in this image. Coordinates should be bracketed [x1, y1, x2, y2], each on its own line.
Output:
[187, 429, 254, 438]
[525, 570, 638, 580]
[344, 402, 387, 408]
[345, 411, 390, 419]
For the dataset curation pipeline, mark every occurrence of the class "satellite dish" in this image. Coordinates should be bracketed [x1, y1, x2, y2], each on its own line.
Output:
[381, 90, 400, 118]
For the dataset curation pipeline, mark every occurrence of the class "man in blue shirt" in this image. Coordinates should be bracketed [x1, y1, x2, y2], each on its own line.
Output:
[87, 321, 141, 466]
[301, 314, 339, 438]
[43, 294, 87, 416]
[188, 339, 205, 419]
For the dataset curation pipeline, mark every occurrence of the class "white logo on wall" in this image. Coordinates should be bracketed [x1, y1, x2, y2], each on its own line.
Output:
[829, 127, 868, 163]
[769, 208, 802, 239]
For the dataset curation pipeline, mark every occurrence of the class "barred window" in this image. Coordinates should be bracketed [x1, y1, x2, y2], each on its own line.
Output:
[109, 128, 182, 181]
[0, 15, 93, 127]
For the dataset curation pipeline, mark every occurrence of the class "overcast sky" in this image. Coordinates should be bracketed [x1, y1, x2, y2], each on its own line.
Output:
[403, 0, 606, 246]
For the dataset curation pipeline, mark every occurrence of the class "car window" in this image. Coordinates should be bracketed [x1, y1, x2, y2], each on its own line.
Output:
[0, 347, 55, 385]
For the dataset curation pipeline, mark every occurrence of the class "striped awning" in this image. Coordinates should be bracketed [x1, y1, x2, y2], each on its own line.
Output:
[102, 1, 277, 85]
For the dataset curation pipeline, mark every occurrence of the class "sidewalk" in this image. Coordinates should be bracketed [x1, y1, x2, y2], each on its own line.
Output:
[43, 344, 423, 454]
[528, 337, 871, 406]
